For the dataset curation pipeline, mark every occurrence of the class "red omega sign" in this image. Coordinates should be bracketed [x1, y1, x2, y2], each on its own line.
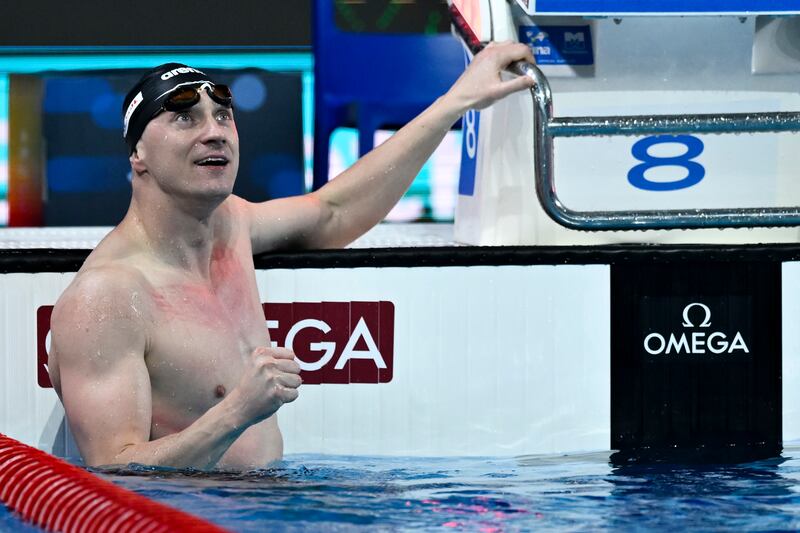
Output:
[36, 301, 395, 388]
[263, 302, 394, 384]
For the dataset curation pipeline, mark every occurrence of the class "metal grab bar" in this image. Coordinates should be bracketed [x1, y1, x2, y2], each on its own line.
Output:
[445, 0, 800, 231]
[511, 61, 800, 231]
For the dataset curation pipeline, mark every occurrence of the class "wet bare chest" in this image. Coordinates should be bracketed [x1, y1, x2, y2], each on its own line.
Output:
[144, 248, 268, 426]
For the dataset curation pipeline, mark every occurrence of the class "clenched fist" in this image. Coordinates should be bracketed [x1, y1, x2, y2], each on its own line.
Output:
[230, 346, 302, 425]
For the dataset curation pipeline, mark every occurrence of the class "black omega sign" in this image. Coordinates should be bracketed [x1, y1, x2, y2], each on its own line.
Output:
[611, 260, 781, 461]
[642, 301, 750, 356]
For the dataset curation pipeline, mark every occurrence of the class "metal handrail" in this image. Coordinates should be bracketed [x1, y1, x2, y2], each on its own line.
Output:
[512, 61, 800, 231]
[445, 0, 800, 231]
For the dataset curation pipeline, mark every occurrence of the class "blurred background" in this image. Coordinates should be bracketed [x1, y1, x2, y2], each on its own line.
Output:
[0, 0, 463, 227]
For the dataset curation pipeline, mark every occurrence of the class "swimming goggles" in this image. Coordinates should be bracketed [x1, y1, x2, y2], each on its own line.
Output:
[159, 82, 233, 113]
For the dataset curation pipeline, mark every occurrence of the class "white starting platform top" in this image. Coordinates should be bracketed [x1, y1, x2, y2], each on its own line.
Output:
[0, 224, 460, 250]
[516, 0, 800, 15]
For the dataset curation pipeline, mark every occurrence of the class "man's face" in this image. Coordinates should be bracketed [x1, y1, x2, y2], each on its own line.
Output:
[133, 92, 240, 202]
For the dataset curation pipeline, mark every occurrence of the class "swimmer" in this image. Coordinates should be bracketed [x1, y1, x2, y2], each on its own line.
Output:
[47, 43, 536, 470]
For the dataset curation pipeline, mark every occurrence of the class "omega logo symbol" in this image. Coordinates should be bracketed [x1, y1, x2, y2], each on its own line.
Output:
[681, 302, 711, 328]
[643, 301, 750, 356]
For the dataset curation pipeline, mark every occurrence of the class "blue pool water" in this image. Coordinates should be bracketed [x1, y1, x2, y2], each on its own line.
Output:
[5, 449, 800, 531]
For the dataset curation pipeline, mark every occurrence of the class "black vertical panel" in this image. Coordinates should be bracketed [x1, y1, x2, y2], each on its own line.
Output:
[611, 261, 781, 462]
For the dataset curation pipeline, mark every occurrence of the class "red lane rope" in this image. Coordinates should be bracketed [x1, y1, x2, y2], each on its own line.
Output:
[0, 433, 228, 532]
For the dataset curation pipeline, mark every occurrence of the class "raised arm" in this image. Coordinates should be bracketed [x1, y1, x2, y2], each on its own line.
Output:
[50, 268, 299, 469]
[246, 42, 536, 253]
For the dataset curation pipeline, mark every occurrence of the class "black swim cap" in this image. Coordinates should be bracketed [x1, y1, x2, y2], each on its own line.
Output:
[121, 63, 221, 154]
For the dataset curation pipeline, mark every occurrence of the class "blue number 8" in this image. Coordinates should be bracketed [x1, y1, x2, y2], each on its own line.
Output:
[628, 135, 705, 191]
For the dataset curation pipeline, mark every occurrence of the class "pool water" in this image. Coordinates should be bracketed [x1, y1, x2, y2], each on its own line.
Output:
[5, 449, 800, 531]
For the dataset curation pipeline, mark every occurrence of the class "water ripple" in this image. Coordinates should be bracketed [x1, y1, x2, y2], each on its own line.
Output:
[0, 448, 791, 532]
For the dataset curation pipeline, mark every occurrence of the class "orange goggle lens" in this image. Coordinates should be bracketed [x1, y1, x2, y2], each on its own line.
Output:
[162, 84, 232, 112]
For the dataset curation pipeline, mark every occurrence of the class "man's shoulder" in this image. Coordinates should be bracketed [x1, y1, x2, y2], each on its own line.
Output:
[73, 262, 149, 297]
[76, 224, 156, 291]
[55, 261, 150, 325]
[216, 195, 259, 246]
[50, 261, 150, 368]
[222, 193, 294, 224]
[221, 194, 252, 225]
[50, 262, 151, 377]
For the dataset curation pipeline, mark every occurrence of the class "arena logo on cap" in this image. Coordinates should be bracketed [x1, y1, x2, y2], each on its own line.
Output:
[643, 301, 750, 356]
[160, 67, 206, 80]
[264, 301, 394, 384]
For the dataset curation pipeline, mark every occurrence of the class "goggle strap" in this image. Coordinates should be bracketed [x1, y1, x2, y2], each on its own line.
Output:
[154, 80, 215, 102]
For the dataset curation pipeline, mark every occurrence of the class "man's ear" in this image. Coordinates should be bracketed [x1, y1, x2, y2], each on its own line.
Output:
[130, 145, 146, 175]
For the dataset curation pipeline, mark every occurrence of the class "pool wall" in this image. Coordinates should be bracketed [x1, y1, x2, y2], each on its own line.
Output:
[2, 260, 611, 458]
[2, 226, 800, 460]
